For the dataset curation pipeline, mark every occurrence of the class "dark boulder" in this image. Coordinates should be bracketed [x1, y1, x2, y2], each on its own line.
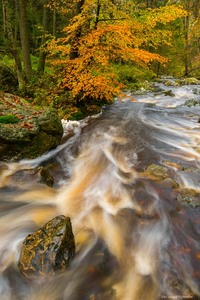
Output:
[18, 215, 75, 279]
[1, 166, 55, 187]
[0, 64, 18, 93]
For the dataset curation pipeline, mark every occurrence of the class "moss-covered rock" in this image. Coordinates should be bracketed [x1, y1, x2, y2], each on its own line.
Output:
[142, 164, 168, 180]
[141, 164, 179, 189]
[0, 92, 63, 161]
[164, 80, 180, 87]
[183, 99, 200, 107]
[18, 215, 75, 278]
[177, 77, 200, 85]
[176, 189, 200, 208]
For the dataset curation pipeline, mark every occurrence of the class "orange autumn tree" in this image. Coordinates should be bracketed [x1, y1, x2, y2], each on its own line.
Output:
[48, 0, 186, 103]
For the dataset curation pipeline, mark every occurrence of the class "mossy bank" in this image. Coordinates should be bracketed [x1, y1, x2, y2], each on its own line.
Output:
[0, 92, 63, 161]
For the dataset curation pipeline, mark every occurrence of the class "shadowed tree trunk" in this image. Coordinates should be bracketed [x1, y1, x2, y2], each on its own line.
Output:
[183, 15, 189, 77]
[69, 0, 85, 59]
[17, 0, 32, 81]
[37, 3, 51, 74]
[94, 0, 101, 29]
[2, 0, 25, 90]
[53, 8, 56, 37]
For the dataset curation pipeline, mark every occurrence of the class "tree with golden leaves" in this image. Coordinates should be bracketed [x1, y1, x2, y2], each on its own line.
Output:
[48, 0, 186, 103]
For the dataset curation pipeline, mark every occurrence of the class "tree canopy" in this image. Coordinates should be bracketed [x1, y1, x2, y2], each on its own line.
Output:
[47, 0, 186, 101]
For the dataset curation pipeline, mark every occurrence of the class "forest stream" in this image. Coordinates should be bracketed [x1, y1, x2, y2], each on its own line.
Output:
[0, 81, 200, 300]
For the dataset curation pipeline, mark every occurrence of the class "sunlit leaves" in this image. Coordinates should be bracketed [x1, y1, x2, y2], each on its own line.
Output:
[47, 0, 187, 102]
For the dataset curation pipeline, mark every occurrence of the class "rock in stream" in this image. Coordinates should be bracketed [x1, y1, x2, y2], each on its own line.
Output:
[18, 215, 75, 279]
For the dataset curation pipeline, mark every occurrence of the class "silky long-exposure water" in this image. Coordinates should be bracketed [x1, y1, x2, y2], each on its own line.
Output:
[0, 82, 200, 299]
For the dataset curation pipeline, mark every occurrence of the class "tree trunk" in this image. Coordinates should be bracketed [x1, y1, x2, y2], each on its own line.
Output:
[37, 4, 51, 74]
[13, 49, 25, 90]
[94, 1, 101, 29]
[17, 0, 32, 81]
[2, 0, 25, 90]
[69, 0, 85, 59]
[183, 15, 190, 77]
[2, 0, 6, 34]
[53, 8, 56, 37]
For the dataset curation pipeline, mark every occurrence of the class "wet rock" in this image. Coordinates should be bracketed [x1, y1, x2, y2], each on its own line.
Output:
[143, 164, 168, 180]
[163, 277, 195, 299]
[164, 90, 175, 97]
[176, 189, 200, 208]
[192, 87, 200, 95]
[154, 89, 175, 97]
[184, 99, 200, 107]
[0, 93, 63, 161]
[142, 164, 179, 188]
[37, 167, 54, 187]
[177, 77, 200, 85]
[18, 215, 75, 278]
[6, 166, 54, 187]
[164, 80, 180, 87]
[153, 85, 165, 93]
[161, 177, 179, 189]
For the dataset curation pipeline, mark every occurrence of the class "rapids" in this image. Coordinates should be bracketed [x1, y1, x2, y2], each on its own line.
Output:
[0, 81, 200, 300]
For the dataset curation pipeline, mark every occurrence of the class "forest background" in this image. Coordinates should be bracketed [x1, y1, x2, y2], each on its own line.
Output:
[0, 0, 200, 119]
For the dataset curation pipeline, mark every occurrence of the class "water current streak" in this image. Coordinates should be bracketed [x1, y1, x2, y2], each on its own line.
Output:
[0, 88, 200, 300]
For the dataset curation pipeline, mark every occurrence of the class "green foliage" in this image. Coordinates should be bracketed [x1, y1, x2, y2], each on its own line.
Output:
[68, 111, 84, 120]
[0, 55, 15, 69]
[114, 64, 156, 84]
[0, 115, 19, 124]
[113, 64, 156, 91]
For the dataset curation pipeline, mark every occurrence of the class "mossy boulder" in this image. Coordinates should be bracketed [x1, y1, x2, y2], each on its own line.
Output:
[142, 164, 169, 180]
[18, 215, 75, 278]
[177, 77, 200, 85]
[141, 164, 179, 188]
[164, 80, 180, 87]
[0, 92, 63, 161]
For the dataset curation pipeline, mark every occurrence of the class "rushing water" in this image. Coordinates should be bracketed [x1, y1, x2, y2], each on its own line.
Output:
[0, 82, 200, 300]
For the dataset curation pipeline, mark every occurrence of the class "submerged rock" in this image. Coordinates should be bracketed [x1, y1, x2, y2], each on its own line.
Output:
[6, 166, 54, 187]
[18, 215, 75, 278]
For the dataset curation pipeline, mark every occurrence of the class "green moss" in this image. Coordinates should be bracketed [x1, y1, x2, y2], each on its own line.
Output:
[0, 115, 19, 124]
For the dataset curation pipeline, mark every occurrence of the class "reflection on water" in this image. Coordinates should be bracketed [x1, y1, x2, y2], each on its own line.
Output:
[0, 86, 200, 299]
